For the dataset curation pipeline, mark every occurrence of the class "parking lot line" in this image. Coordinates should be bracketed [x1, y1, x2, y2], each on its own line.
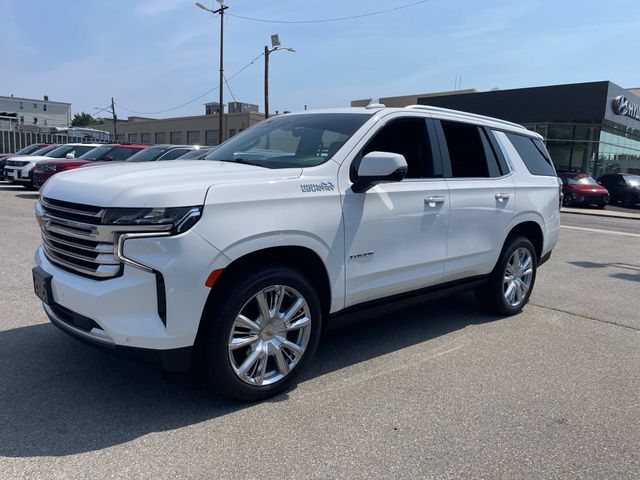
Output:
[561, 225, 640, 238]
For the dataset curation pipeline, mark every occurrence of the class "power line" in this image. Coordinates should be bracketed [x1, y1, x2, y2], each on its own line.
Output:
[223, 73, 238, 103]
[115, 52, 264, 115]
[227, 0, 432, 24]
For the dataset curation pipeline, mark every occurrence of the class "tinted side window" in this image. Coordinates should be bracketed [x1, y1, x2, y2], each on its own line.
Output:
[440, 121, 497, 178]
[505, 133, 556, 176]
[360, 118, 434, 179]
[111, 147, 141, 161]
[159, 148, 190, 160]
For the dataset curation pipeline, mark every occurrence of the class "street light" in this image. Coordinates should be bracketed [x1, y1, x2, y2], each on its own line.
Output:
[195, 0, 228, 144]
[264, 34, 295, 119]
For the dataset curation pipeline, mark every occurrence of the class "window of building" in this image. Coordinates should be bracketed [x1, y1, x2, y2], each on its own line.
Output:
[44, 119, 47, 125]
[43, 104, 47, 112]
[140, 133, 151, 144]
[128, 133, 138, 143]
[206, 106, 211, 115]
[187, 130, 200, 144]
[359, 118, 434, 179]
[33, 103, 37, 109]
[205, 130, 219, 146]
[155, 132, 166, 144]
[19, 116, 24, 124]
[19, 102, 23, 109]
[170, 131, 182, 144]
[440, 121, 500, 178]
[116, 133, 125, 142]
[505, 132, 556, 176]
[33, 117, 38, 125]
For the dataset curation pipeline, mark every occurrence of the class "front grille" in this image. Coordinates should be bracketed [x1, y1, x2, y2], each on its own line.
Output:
[6, 160, 28, 167]
[37, 198, 121, 279]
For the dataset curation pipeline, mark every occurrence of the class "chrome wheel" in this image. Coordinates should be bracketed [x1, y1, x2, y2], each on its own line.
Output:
[227, 285, 312, 387]
[503, 247, 533, 308]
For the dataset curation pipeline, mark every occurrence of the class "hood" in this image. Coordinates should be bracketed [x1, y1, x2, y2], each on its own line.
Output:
[41, 160, 302, 207]
[6, 155, 52, 165]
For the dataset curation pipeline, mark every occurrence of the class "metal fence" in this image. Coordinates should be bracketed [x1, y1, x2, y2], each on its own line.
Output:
[0, 130, 107, 154]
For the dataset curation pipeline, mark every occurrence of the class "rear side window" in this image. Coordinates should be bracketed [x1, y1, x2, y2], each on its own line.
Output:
[505, 133, 556, 176]
[159, 148, 191, 160]
[110, 147, 142, 160]
[439, 121, 501, 178]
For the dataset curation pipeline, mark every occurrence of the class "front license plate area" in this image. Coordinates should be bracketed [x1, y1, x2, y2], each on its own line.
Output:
[32, 267, 53, 305]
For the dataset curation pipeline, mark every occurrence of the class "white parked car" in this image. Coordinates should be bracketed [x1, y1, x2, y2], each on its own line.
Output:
[4, 143, 101, 189]
[33, 106, 560, 401]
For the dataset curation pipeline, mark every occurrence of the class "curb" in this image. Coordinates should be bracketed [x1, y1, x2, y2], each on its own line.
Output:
[561, 209, 640, 221]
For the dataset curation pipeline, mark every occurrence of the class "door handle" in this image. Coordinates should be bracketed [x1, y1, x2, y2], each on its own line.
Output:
[495, 193, 511, 202]
[424, 196, 446, 207]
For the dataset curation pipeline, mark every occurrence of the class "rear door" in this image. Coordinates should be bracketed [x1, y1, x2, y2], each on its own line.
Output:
[434, 119, 516, 281]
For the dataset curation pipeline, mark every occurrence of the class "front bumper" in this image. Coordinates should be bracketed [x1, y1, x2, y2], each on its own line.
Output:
[35, 229, 229, 352]
[32, 170, 54, 188]
[43, 301, 193, 371]
[4, 164, 33, 184]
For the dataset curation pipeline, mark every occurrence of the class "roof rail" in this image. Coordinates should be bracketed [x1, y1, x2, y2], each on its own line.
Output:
[405, 105, 525, 130]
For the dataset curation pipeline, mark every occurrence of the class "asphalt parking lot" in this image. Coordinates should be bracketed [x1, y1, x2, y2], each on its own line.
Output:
[0, 183, 639, 479]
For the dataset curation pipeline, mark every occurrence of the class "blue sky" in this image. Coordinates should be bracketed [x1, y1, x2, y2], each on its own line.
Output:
[3, 0, 640, 119]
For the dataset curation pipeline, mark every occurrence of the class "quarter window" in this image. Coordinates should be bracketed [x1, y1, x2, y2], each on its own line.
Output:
[505, 132, 556, 176]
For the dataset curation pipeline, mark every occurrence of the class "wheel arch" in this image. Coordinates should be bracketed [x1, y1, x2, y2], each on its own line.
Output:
[503, 219, 544, 261]
[195, 245, 334, 351]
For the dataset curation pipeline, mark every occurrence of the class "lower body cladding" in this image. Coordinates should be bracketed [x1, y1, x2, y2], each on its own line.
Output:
[34, 230, 229, 371]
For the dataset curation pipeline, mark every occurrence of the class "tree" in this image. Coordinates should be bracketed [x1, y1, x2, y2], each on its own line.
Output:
[71, 112, 98, 127]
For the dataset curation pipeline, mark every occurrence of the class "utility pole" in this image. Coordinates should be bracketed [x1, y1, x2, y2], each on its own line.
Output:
[264, 45, 270, 119]
[264, 34, 295, 119]
[196, 1, 227, 144]
[111, 97, 117, 141]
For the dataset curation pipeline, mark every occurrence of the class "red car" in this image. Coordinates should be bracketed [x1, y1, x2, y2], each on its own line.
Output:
[558, 173, 609, 208]
[32, 143, 148, 188]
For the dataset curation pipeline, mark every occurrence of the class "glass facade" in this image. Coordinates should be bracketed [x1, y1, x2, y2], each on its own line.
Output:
[523, 121, 640, 177]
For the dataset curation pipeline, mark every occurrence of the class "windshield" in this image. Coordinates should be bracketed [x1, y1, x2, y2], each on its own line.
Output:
[126, 146, 172, 162]
[16, 144, 48, 155]
[45, 145, 75, 158]
[203, 113, 371, 168]
[78, 145, 115, 160]
[177, 148, 211, 159]
[31, 145, 59, 156]
[624, 175, 640, 186]
[567, 175, 597, 185]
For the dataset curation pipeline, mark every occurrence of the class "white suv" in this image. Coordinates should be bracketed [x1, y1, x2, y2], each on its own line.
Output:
[33, 106, 560, 401]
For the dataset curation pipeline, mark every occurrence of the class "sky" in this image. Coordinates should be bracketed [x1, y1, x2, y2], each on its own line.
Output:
[2, 0, 640, 120]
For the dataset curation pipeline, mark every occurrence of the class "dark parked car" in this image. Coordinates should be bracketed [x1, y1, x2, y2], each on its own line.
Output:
[176, 146, 214, 159]
[597, 173, 640, 208]
[124, 144, 200, 162]
[558, 173, 609, 208]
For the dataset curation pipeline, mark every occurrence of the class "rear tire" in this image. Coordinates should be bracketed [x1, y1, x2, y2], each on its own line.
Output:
[198, 265, 322, 402]
[475, 236, 537, 316]
[623, 193, 635, 208]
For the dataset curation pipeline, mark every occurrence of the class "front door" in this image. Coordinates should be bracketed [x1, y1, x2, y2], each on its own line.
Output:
[341, 116, 450, 307]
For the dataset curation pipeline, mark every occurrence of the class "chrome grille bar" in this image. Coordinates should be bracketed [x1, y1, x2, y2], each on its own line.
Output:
[35, 199, 172, 279]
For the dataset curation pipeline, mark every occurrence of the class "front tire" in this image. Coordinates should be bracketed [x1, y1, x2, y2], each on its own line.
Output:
[562, 193, 574, 207]
[475, 236, 537, 316]
[199, 265, 322, 402]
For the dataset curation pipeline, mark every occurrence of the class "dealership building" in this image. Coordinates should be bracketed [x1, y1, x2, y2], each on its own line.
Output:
[413, 81, 640, 177]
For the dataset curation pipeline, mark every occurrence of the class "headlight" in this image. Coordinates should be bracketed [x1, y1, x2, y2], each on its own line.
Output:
[102, 206, 202, 234]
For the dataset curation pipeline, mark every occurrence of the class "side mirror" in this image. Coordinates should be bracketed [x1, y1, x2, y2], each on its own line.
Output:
[65, 153, 75, 159]
[352, 151, 407, 193]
